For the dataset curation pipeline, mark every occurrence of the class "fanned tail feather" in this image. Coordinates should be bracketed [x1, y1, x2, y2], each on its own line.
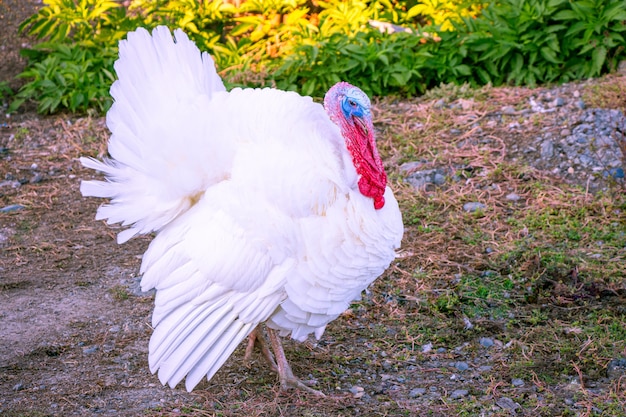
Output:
[80, 26, 229, 243]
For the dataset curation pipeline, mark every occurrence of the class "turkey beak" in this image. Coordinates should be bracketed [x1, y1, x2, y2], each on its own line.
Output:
[353, 115, 369, 136]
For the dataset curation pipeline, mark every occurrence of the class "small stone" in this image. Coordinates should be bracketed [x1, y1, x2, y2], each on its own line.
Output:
[579, 154, 593, 166]
[0, 180, 21, 189]
[450, 389, 469, 399]
[567, 167, 575, 174]
[506, 193, 521, 201]
[399, 161, 424, 173]
[485, 247, 494, 254]
[607, 358, 626, 379]
[0, 204, 24, 213]
[463, 202, 486, 212]
[433, 99, 446, 109]
[479, 337, 495, 348]
[501, 105, 516, 114]
[349, 385, 365, 398]
[540, 139, 554, 159]
[449, 128, 462, 135]
[560, 128, 571, 136]
[496, 397, 521, 412]
[575, 99, 586, 110]
[512, 378, 525, 387]
[409, 387, 426, 397]
[13, 382, 24, 391]
[432, 173, 446, 185]
[83, 346, 99, 354]
[30, 172, 44, 183]
[604, 167, 625, 179]
[454, 361, 470, 372]
[422, 342, 433, 353]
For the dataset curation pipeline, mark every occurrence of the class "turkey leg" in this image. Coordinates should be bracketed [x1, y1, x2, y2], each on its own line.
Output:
[244, 325, 277, 372]
[266, 327, 326, 397]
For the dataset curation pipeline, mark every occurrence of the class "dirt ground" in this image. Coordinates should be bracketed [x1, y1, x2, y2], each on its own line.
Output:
[1, 2, 625, 417]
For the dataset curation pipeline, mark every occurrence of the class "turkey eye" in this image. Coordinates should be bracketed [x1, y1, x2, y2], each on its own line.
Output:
[348, 99, 357, 108]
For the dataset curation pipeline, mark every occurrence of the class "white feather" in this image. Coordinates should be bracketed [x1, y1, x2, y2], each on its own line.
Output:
[81, 26, 404, 391]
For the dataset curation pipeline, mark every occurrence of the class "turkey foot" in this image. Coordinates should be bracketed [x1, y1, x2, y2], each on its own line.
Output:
[267, 327, 326, 397]
[244, 326, 278, 372]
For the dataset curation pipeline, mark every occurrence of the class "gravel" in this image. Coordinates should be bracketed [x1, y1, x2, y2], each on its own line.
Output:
[402, 83, 626, 193]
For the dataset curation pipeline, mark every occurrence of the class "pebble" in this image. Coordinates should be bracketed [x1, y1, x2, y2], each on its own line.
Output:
[450, 389, 469, 399]
[0, 204, 24, 213]
[463, 202, 486, 212]
[533, 107, 625, 189]
[0, 180, 20, 189]
[540, 139, 554, 159]
[83, 346, 99, 354]
[607, 357, 626, 379]
[505, 193, 521, 201]
[479, 337, 495, 348]
[350, 385, 365, 398]
[405, 168, 447, 189]
[501, 105, 516, 114]
[496, 396, 521, 412]
[409, 387, 427, 397]
[512, 378, 525, 387]
[453, 361, 470, 372]
[604, 167, 625, 179]
[434, 99, 446, 109]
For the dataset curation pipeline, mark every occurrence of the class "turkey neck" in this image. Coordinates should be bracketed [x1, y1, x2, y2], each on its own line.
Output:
[324, 86, 387, 210]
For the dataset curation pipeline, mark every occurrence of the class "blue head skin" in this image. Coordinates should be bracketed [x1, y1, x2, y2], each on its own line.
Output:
[340, 86, 372, 130]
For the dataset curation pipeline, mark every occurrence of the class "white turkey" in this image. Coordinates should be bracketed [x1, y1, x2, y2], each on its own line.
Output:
[80, 26, 403, 395]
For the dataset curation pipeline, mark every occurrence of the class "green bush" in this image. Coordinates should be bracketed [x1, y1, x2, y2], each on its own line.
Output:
[11, 43, 117, 113]
[274, 30, 435, 97]
[11, 0, 626, 114]
[449, 0, 626, 86]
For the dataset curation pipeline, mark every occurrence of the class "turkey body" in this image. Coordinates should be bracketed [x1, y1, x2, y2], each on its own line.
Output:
[81, 26, 403, 393]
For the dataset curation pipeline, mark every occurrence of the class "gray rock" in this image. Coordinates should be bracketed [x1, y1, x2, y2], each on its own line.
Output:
[512, 378, 525, 387]
[607, 358, 626, 379]
[432, 173, 446, 185]
[0, 204, 24, 213]
[454, 361, 470, 372]
[0, 180, 21, 189]
[496, 397, 521, 412]
[479, 337, 494, 348]
[83, 346, 99, 354]
[463, 202, 486, 213]
[409, 387, 427, 397]
[505, 193, 521, 201]
[501, 105, 516, 114]
[540, 139, 554, 159]
[450, 389, 469, 399]
[405, 168, 447, 189]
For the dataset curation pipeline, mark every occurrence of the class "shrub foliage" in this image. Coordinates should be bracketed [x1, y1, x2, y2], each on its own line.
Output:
[11, 0, 626, 113]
